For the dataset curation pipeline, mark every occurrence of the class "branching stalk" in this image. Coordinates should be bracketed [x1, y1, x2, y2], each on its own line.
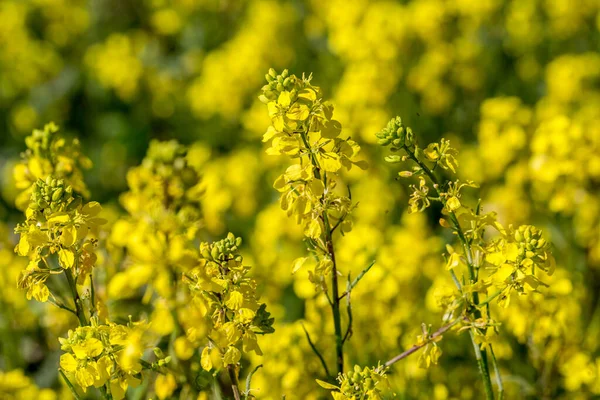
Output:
[385, 318, 462, 366]
[301, 323, 331, 378]
[402, 144, 495, 400]
[64, 267, 87, 326]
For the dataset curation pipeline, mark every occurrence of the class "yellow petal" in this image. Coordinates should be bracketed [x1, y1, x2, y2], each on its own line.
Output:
[222, 346, 241, 365]
[201, 347, 212, 371]
[225, 291, 244, 310]
[319, 153, 341, 172]
[446, 197, 461, 211]
[292, 257, 307, 274]
[82, 201, 102, 217]
[60, 353, 78, 372]
[277, 91, 291, 107]
[58, 248, 76, 269]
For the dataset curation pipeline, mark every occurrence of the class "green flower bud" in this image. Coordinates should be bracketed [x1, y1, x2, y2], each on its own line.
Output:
[52, 188, 64, 202]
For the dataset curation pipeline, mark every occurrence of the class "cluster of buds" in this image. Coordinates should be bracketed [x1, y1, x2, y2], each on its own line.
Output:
[514, 225, 549, 261]
[259, 68, 297, 102]
[199, 232, 243, 263]
[376, 116, 414, 150]
[14, 123, 91, 210]
[24, 122, 60, 154]
[30, 177, 80, 213]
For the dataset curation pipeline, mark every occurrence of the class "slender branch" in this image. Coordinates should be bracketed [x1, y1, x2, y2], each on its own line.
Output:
[479, 290, 503, 307]
[301, 323, 331, 378]
[64, 268, 87, 326]
[90, 274, 97, 316]
[60, 369, 82, 400]
[384, 318, 462, 367]
[338, 260, 376, 300]
[244, 364, 263, 400]
[47, 296, 78, 316]
[325, 223, 344, 375]
[227, 365, 242, 400]
[342, 276, 353, 344]
[489, 345, 504, 400]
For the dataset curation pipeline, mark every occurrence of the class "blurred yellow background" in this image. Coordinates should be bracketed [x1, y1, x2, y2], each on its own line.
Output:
[0, 0, 599, 399]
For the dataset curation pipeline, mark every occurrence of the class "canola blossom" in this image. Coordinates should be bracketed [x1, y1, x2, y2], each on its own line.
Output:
[0, 1, 599, 399]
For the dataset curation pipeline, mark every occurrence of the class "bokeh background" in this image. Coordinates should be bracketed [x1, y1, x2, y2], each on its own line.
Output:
[1, 0, 600, 399]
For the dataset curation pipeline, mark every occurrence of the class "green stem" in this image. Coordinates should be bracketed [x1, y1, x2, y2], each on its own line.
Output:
[59, 369, 82, 400]
[301, 323, 331, 377]
[403, 145, 494, 400]
[244, 364, 263, 400]
[47, 297, 78, 317]
[489, 345, 504, 400]
[227, 365, 242, 400]
[64, 268, 87, 326]
[338, 260, 376, 300]
[469, 331, 495, 400]
[479, 290, 503, 307]
[325, 219, 344, 375]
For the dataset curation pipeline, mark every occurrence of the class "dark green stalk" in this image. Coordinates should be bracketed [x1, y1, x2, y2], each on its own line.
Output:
[227, 365, 242, 400]
[324, 213, 345, 375]
[490, 345, 504, 400]
[64, 267, 87, 326]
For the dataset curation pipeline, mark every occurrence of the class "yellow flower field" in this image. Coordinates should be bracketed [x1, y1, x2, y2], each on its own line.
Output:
[0, 1, 599, 399]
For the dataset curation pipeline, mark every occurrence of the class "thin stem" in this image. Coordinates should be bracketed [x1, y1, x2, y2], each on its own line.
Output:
[325, 221, 344, 375]
[59, 369, 82, 400]
[244, 364, 263, 400]
[489, 345, 504, 400]
[338, 260, 376, 300]
[301, 323, 331, 377]
[470, 330, 495, 400]
[90, 274, 97, 316]
[479, 290, 503, 307]
[385, 318, 462, 366]
[342, 276, 353, 345]
[47, 296, 78, 316]
[64, 268, 87, 326]
[227, 365, 242, 400]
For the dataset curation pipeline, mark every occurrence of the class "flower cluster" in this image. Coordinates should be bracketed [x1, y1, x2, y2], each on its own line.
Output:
[185, 233, 274, 370]
[486, 225, 555, 307]
[13, 123, 91, 210]
[15, 176, 104, 303]
[317, 365, 389, 400]
[11, 125, 171, 400]
[377, 116, 555, 397]
[59, 317, 162, 399]
[108, 139, 204, 300]
[261, 68, 366, 286]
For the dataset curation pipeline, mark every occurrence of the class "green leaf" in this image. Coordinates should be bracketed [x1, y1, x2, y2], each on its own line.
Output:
[315, 379, 339, 390]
